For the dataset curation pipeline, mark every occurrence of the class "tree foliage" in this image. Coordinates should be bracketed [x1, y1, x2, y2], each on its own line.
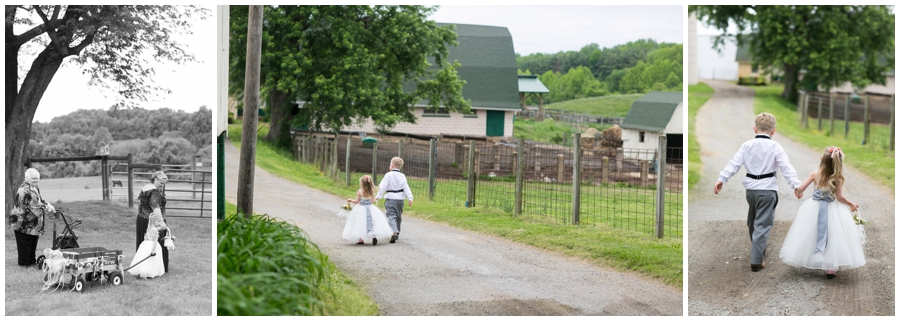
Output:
[690, 5, 895, 102]
[517, 40, 682, 103]
[27, 107, 211, 178]
[6, 5, 208, 212]
[229, 5, 471, 146]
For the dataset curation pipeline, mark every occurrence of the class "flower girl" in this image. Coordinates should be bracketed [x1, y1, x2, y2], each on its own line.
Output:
[128, 212, 167, 278]
[779, 146, 865, 278]
[343, 175, 393, 245]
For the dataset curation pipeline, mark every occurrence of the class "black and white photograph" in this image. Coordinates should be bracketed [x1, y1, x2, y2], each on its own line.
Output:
[5, 5, 214, 315]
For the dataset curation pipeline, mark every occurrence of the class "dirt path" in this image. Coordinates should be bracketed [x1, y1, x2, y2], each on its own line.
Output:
[223, 141, 681, 315]
[689, 80, 895, 315]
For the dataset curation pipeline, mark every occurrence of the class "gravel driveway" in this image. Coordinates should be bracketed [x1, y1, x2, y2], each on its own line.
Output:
[223, 140, 682, 315]
[688, 80, 895, 315]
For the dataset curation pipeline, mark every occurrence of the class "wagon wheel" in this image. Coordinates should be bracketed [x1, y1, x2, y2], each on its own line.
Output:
[108, 272, 124, 286]
[73, 276, 86, 293]
[36, 255, 46, 270]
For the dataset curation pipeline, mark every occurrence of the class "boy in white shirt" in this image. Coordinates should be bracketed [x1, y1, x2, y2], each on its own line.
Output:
[376, 157, 413, 243]
[714, 112, 802, 272]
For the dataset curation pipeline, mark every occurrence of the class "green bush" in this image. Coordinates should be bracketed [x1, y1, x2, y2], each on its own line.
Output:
[738, 76, 767, 86]
[217, 214, 328, 316]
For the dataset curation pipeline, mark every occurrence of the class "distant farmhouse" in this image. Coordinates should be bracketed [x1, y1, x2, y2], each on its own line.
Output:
[341, 23, 520, 139]
[620, 92, 683, 163]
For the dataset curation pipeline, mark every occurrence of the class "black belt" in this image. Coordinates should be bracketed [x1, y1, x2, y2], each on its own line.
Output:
[746, 172, 776, 179]
[386, 189, 404, 193]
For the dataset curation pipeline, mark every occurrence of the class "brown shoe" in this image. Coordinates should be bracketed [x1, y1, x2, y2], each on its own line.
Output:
[751, 262, 766, 272]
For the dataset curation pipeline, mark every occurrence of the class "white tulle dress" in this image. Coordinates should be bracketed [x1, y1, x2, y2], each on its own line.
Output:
[128, 226, 165, 278]
[779, 189, 866, 271]
[342, 198, 394, 242]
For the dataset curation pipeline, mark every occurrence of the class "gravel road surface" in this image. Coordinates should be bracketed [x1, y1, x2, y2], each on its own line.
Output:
[223, 140, 682, 315]
[688, 80, 895, 316]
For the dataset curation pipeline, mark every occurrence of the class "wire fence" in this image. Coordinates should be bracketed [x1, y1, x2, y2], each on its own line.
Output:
[798, 91, 895, 151]
[291, 130, 683, 238]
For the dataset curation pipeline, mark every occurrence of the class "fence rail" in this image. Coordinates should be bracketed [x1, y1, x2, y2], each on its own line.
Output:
[291, 130, 682, 238]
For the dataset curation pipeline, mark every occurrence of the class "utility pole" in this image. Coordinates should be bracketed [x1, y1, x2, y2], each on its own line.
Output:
[237, 6, 263, 219]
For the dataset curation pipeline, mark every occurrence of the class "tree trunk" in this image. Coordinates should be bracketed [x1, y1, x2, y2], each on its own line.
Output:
[781, 63, 800, 104]
[265, 88, 292, 147]
[237, 5, 264, 219]
[6, 47, 67, 214]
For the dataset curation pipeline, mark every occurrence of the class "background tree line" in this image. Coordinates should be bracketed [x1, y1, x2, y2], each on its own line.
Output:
[27, 107, 212, 178]
[517, 39, 682, 104]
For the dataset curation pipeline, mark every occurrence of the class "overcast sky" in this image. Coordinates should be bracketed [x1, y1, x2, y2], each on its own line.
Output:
[13, 5, 216, 123]
[429, 5, 683, 56]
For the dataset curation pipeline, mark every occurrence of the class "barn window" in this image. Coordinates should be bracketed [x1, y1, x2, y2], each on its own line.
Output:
[424, 107, 449, 115]
[639, 131, 645, 143]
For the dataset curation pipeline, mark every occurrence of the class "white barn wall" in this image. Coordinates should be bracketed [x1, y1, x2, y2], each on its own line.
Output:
[622, 129, 661, 161]
[342, 108, 515, 138]
[664, 103, 684, 134]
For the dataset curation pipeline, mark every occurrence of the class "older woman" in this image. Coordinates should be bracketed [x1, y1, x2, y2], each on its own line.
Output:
[10, 168, 56, 267]
[136, 171, 170, 273]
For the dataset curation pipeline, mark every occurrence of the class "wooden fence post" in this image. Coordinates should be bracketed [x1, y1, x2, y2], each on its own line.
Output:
[891, 94, 895, 151]
[601, 156, 609, 184]
[572, 133, 581, 225]
[656, 136, 667, 239]
[345, 135, 351, 186]
[398, 139, 404, 160]
[803, 93, 810, 128]
[799, 92, 804, 126]
[371, 141, 378, 183]
[101, 156, 109, 201]
[844, 94, 851, 138]
[616, 148, 624, 172]
[466, 140, 476, 207]
[817, 96, 823, 131]
[863, 94, 870, 145]
[515, 138, 524, 217]
[127, 154, 134, 208]
[829, 93, 835, 135]
[428, 138, 436, 200]
[557, 154, 564, 182]
[332, 134, 339, 181]
[641, 159, 649, 187]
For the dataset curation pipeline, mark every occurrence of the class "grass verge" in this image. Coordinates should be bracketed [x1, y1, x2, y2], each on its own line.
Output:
[751, 85, 894, 192]
[5, 200, 211, 315]
[228, 122, 682, 288]
[688, 82, 714, 190]
[218, 201, 378, 316]
[544, 93, 643, 117]
[513, 118, 611, 145]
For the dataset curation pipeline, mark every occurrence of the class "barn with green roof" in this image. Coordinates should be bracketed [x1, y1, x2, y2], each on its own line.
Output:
[620, 91, 683, 162]
[343, 23, 520, 138]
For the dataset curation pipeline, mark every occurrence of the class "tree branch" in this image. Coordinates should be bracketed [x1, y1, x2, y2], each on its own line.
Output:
[69, 31, 95, 55]
[33, 5, 67, 56]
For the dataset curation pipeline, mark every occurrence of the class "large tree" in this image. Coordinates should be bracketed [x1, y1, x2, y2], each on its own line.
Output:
[690, 5, 894, 102]
[229, 5, 470, 147]
[6, 5, 208, 212]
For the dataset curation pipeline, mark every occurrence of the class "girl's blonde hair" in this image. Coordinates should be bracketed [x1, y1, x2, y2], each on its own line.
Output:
[814, 146, 844, 194]
[359, 175, 378, 199]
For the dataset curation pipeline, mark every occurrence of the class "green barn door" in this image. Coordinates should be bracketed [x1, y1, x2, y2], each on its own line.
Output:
[486, 110, 504, 136]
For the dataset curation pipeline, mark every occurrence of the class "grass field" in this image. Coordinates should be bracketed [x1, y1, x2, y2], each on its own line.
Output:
[688, 82, 715, 191]
[543, 93, 644, 117]
[752, 85, 894, 191]
[229, 122, 683, 287]
[5, 200, 211, 315]
[513, 118, 612, 145]
[219, 202, 378, 316]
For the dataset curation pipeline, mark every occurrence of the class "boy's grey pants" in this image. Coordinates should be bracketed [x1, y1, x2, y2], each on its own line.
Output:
[746, 190, 778, 265]
[384, 199, 404, 234]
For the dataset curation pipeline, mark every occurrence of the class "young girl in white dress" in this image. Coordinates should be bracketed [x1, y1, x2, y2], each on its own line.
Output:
[343, 175, 394, 245]
[129, 212, 167, 278]
[779, 146, 865, 279]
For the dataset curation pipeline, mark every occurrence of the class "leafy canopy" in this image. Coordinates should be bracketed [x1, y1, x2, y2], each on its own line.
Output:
[229, 5, 471, 134]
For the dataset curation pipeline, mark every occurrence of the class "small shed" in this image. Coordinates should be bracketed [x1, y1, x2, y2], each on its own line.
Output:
[620, 91, 683, 163]
[518, 74, 550, 113]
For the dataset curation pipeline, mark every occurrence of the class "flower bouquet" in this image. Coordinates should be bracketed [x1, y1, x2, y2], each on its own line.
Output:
[337, 203, 352, 218]
[852, 210, 867, 245]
